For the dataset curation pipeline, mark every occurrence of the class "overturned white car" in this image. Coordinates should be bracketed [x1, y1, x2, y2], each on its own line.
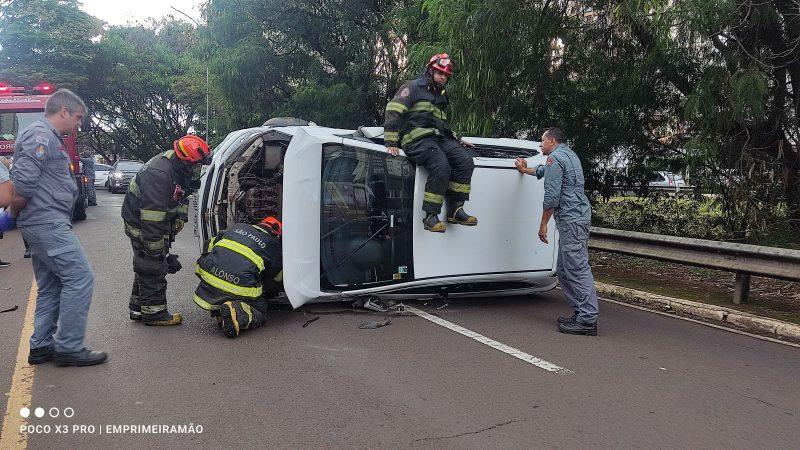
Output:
[195, 119, 558, 309]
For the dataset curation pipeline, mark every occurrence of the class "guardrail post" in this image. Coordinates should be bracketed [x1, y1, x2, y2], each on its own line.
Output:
[733, 272, 750, 304]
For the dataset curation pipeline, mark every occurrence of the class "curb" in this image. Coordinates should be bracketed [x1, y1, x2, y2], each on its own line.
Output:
[595, 282, 800, 345]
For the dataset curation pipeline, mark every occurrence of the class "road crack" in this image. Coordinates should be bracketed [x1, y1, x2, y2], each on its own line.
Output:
[412, 417, 533, 443]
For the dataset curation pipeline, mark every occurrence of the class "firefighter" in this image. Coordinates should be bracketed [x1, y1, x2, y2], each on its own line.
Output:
[193, 216, 283, 339]
[122, 135, 211, 326]
[384, 53, 477, 233]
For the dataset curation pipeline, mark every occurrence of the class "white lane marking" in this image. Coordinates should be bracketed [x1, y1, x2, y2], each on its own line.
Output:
[405, 306, 572, 373]
[600, 297, 800, 349]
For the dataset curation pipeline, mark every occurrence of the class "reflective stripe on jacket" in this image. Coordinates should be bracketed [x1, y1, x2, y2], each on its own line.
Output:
[121, 151, 188, 253]
[194, 223, 282, 308]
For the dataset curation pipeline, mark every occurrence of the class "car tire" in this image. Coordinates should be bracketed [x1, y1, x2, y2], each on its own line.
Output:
[73, 195, 87, 221]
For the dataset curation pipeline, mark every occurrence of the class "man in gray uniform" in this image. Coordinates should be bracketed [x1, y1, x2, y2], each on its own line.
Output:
[4, 89, 107, 366]
[515, 127, 599, 335]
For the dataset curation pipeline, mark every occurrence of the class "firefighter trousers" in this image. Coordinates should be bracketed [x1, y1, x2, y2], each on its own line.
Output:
[404, 136, 474, 214]
[128, 238, 170, 320]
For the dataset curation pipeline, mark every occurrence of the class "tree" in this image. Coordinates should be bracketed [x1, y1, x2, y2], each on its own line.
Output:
[87, 19, 206, 161]
[0, 0, 101, 92]
[204, 0, 419, 130]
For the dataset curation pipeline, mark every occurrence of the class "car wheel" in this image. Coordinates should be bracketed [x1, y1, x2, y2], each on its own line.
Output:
[73, 195, 87, 221]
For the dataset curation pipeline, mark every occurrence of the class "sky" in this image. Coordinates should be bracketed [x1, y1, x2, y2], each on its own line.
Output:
[80, 0, 205, 26]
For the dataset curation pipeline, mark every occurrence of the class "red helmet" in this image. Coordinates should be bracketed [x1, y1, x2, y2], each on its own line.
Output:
[260, 216, 282, 237]
[427, 53, 454, 75]
[173, 135, 211, 163]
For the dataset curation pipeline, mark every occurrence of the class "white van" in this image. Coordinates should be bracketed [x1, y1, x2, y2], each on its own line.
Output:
[195, 121, 558, 308]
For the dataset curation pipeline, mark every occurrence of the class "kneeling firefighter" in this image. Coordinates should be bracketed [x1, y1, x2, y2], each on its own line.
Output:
[122, 135, 211, 325]
[193, 217, 283, 338]
[383, 52, 477, 232]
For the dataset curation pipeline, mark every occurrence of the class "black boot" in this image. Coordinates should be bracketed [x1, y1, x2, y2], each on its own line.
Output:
[558, 321, 597, 336]
[447, 202, 477, 226]
[28, 345, 54, 365]
[423, 213, 446, 233]
[557, 311, 579, 324]
[219, 301, 243, 338]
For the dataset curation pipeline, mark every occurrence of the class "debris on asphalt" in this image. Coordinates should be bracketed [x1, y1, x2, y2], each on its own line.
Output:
[359, 318, 391, 329]
[0, 305, 18, 314]
[302, 316, 320, 328]
[436, 303, 449, 310]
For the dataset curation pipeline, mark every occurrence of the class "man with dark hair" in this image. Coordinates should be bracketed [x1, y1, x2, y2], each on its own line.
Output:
[0, 88, 107, 366]
[515, 127, 599, 335]
[383, 53, 477, 233]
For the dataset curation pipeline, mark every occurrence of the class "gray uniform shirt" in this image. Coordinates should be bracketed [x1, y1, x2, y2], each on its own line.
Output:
[0, 162, 9, 184]
[12, 120, 77, 226]
[538, 143, 591, 228]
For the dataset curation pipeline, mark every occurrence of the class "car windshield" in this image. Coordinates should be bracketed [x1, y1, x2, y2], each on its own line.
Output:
[117, 161, 142, 171]
[0, 112, 44, 141]
[320, 144, 415, 289]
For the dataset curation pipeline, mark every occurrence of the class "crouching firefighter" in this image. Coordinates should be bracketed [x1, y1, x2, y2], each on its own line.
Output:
[384, 52, 477, 232]
[122, 135, 211, 325]
[193, 217, 283, 338]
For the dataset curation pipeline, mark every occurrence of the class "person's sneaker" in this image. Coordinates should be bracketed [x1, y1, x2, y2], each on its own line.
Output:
[143, 313, 183, 326]
[557, 311, 579, 325]
[52, 349, 108, 367]
[28, 346, 54, 365]
[558, 321, 597, 336]
[423, 213, 446, 233]
[23, 249, 31, 258]
[447, 206, 478, 226]
[129, 310, 143, 321]
[0, 260, 10, 268]
[218, 301, 240, 338]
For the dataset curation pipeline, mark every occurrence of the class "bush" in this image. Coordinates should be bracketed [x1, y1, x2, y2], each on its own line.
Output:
[593, 195, 728, 240]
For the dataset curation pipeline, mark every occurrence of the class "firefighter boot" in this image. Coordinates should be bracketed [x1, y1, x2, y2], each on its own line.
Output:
[129, 303, 142, 321]
[219, 301, 244, 338]
[143, 311, 183, 326]
[423, 213, 446, 233]
[447, 201, 478, 226]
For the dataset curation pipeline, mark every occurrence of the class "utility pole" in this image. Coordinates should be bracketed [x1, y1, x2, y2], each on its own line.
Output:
[170, 6, 209, 143]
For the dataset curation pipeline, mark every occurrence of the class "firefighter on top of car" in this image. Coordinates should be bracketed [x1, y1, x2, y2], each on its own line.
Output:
[122, 135, 211, 326]
[383, 53, 477, 233]
[193, 216, 283, 339]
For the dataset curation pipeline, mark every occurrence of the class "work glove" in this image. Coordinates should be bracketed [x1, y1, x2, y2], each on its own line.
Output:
[0, 211, 16, 232]
[133, 250, 168, 276]
[166, 254, 182, 274]
[174, 219, 185, 234]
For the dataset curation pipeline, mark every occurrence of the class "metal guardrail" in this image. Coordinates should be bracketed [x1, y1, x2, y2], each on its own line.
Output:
[589, 227, 800, 304]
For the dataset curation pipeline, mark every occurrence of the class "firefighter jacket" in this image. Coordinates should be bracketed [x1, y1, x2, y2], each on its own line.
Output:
[383, 74, 459, 149]
[193, 223, 283, 310]
[121, 151, 191, 255]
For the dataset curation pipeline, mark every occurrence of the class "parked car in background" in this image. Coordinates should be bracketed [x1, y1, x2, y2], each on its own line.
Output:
[196, 119, 559, 309]
[648, 171, 687, 192]
[94, 163, 112, 189]
[107, 160, 143, 193]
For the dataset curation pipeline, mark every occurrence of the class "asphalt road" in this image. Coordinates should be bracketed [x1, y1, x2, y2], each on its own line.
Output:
[1, 190, 799, 448]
